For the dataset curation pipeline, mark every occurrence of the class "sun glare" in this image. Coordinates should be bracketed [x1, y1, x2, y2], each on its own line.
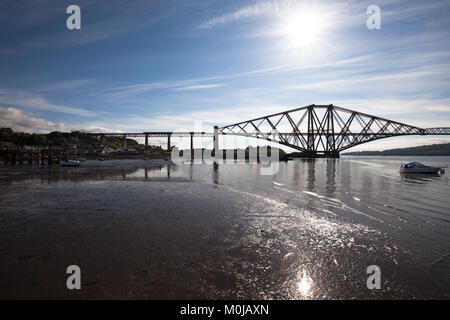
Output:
[275, 3, 328, 53]
[297, 270, 313, 297]
[282, 11, 324, 48]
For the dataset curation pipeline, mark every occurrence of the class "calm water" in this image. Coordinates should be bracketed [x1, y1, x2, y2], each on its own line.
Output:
[0, 156, 449, 299]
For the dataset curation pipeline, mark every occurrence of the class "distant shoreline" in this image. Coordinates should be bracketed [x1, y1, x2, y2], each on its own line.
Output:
[343, 143, 450, 156]
[83, 152, 169, 160]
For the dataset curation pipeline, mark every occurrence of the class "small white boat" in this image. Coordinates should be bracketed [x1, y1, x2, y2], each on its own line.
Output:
[61, 160, 81, 167]
[399, 162, 441, 174]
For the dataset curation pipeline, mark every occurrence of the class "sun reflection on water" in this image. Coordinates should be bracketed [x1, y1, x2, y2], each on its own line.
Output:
[297, 270, 313, 297]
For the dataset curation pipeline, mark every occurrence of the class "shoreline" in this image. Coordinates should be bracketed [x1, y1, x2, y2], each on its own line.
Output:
[81, 152, 170, 160]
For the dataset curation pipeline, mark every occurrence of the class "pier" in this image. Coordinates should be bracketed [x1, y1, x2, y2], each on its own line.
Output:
[0, 146, 68, 165]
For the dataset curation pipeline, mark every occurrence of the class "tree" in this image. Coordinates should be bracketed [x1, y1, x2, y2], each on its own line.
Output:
[0, 128, 15, 141]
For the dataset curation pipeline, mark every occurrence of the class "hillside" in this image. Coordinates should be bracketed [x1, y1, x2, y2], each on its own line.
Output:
[344, 143, 450, 156]
[0, 127, 140, 150]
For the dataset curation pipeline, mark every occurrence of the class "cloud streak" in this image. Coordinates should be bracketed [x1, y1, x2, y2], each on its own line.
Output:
[0, 89, 97, 117]
[104, 65, 288, 99]
[199, 1, 277, 29]
[171, 84, 225, 91]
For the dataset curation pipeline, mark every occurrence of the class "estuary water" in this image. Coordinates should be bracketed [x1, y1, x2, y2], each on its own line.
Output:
[0, 156, 449, 299]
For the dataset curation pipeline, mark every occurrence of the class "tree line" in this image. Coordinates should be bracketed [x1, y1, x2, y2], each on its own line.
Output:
[0, 128, 139, 148]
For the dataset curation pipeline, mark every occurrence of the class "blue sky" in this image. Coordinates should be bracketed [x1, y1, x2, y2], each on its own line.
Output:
[1, 0, 450, 150]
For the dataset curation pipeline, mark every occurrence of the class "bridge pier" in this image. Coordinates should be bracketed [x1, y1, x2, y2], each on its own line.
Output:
[167, 134, 171, 151]
[190, 132, 194, 159]
[145, 134, 148, 150]
[324, 151, 340, 158]
[213, 126, 219, 161]
[123, 135, 127, 149]
[288, 151, 340, 158]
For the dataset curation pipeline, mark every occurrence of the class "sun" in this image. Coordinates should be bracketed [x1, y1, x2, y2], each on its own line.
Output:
[275, 3, 328, 52]
[281, 11, 324, 48]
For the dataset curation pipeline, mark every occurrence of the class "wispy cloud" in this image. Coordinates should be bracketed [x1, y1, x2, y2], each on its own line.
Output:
[285, 68, 450, 94]
[106, 80, 224, 98]
[105, 65, 288, 99]
[172, 84, 225, 91]
[199, 1, 277, 29]
[381, 0, 450, 24]
[198, 0, 361, 30]
[0, 89, 97, 117]
[33, 79, 96, 93]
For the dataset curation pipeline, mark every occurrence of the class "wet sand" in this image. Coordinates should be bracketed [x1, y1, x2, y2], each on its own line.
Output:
[0, 158, 449, 299]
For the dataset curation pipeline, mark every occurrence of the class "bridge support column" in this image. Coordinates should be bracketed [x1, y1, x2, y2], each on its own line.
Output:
[123, 135, 127, 149]
[145, 134, 148, 150]
[190, 132, 194, 160]
[213, 126, 220, 162]
[324, 151, 340, 158]
[167, 134, 171, 151]
[101, 134, 106, 145]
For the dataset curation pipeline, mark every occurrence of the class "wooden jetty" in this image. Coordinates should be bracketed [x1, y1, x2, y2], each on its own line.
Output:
[0, 146, 68, 165]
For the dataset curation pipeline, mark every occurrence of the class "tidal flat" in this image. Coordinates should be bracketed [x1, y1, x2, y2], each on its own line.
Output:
[0, 157, 449, 299]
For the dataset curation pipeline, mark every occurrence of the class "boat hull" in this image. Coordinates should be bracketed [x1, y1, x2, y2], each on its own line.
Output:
[399, 167, 441, 174]
[61, 160, 81, 167]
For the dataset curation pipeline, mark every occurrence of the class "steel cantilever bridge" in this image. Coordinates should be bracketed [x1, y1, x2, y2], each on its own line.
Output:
[90, 104, 450, 158]
[217, 104, 450, 157]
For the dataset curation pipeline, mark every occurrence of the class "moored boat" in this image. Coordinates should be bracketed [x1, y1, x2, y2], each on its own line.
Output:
[61, 159, 81, 167]
[399, 162, 441, 174]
